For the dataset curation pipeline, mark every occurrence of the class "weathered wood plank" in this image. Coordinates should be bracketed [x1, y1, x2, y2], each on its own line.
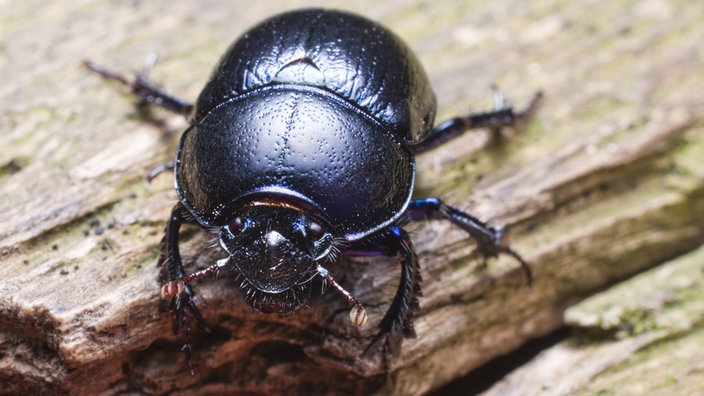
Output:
[482, 245, 704, 396]
[1, 0, 703, 395]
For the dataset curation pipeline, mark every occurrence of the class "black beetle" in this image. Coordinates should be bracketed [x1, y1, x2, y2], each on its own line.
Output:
[87, 8, 538, 370]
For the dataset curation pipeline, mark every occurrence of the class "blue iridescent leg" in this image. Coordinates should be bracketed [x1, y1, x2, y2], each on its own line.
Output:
[406, 198, 532, 284]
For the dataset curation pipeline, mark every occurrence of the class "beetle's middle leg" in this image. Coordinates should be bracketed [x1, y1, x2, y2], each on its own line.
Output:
[409, 89, 543, 153]
[405, 198, 532, 285]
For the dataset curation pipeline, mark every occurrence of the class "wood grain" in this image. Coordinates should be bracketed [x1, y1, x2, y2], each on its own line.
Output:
[1, 0, 702, 395]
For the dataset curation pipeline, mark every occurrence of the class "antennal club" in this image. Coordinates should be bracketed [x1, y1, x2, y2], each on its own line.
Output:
[317, 265, 368, 327]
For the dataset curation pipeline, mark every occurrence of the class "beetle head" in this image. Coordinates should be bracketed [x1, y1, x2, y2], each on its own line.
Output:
[219, 203, 335, 314]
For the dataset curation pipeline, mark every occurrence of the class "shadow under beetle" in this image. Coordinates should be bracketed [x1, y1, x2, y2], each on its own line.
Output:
[87, 9, 540, 372]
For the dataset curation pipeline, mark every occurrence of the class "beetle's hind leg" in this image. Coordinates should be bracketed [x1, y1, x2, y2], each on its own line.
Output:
[409, 89, 543, 154]
[85, 57, 191, 184]
[406, 198, 532, 285]
[84, 56, 194, 117]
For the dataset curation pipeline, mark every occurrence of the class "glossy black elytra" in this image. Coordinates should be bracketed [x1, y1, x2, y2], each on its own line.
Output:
[87, 9, 539, 371]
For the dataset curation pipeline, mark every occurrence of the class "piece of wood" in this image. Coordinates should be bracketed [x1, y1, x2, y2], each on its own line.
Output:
[1, 1, 703, 395]
[482, 245, 704, 396]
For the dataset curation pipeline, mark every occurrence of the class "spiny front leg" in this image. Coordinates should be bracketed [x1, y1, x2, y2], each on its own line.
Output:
[344, 226, 422, 358]
[158, 202, 209, 373]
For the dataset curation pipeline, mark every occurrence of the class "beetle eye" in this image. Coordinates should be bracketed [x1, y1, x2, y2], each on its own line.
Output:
[308, 221, 324, 239]
[227, 216, 243, 236]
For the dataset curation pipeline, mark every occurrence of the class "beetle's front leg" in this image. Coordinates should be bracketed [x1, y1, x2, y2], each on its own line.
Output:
[344, 226, 422, 357]
[158, 202, 208, 373]
[406, 198, 532, 284]
[410, 89, 543, 153]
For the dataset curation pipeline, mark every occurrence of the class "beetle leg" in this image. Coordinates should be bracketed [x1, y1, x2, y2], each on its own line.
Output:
[84, 60, 194, 117]
[406, 198, 532, 285]
[85, 60, 188, 186]
[146, 161, 176, 188]
[409, 89, 543, 153]
[344, 226, 422, 357]
[158, 202, 208, 372]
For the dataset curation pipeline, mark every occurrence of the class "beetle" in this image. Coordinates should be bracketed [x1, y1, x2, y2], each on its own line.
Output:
[87, 8, 539, 370]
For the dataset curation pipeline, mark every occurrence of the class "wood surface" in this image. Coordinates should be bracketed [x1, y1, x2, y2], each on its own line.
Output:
[1, 0, 703, 395]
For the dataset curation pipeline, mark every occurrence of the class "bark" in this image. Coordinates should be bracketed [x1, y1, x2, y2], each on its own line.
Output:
[483, 245, 704, 396]
[1, 0, 703, 395]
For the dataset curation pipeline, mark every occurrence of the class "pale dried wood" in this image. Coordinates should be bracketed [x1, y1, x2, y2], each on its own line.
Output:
[482, 245, 704, 396]
[1, 1, 703, 395]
